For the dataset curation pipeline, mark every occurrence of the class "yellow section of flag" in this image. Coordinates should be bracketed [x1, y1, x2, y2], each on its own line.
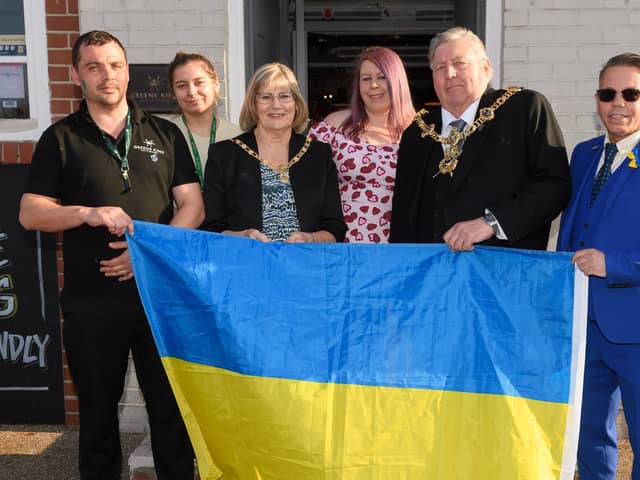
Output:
[164, 357, 570, 480]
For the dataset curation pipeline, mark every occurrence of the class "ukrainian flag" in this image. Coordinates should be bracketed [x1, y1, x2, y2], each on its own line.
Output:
[127, 221, 587, 480]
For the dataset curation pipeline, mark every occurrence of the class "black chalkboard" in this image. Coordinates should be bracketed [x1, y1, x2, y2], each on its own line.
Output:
[0, 165, 64, 424]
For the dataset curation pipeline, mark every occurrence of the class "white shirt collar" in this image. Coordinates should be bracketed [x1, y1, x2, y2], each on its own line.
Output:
[605, 129, 640, 173]
[441, 98, 482, 135]
[609, 130, 640, 154]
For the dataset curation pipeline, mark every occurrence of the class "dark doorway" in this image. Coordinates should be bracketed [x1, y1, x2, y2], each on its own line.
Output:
[307, 32, 435, 122]
[243, 0, 486, 121]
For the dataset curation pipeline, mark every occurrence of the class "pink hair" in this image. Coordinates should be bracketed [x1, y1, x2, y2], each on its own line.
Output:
[342, 46, 415, 142]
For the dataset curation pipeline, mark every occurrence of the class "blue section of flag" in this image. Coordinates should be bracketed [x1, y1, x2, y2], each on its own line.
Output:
[128, 221, 576, 404]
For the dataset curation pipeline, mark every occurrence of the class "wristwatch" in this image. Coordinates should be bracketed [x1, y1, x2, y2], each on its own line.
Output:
[483, 211, 500, 235]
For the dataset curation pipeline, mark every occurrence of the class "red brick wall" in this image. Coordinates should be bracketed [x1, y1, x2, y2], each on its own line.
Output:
[1, 0, 82, 425]
[46, 0, 83, 124]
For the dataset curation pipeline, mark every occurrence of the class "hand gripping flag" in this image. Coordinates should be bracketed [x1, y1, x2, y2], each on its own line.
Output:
[127, 221, 587, 480]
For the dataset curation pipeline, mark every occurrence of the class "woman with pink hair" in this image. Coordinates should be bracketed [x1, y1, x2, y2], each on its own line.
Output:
[310, 46, 415, 243]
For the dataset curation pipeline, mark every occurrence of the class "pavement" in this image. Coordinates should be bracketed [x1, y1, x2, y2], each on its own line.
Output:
[0, 424, 144, 480]
[0, 424, 634, 479]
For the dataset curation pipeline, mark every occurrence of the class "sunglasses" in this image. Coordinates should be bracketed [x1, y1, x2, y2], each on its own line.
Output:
[596, 88, 640, 102]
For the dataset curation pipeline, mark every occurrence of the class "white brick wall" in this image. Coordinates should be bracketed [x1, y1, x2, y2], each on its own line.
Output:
[503, 2, 640, 154]
[79, 0, 231, 122]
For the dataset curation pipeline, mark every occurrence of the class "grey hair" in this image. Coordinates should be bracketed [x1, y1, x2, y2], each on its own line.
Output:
[428, 27, 488, 68]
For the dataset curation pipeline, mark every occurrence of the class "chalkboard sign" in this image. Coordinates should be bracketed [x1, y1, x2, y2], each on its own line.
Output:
[128, 63, 178, 113]
[0, 165, 64, 424]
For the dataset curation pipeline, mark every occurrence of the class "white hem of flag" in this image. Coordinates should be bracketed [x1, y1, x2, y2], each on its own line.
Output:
[559, 267, 588, 479]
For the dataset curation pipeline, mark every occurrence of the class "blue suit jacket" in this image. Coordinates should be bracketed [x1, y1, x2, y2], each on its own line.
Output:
[558, 135, 640, 343]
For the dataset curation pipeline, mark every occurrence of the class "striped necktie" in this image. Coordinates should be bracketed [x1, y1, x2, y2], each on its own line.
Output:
[449, 119, 467, 137]
[447, 118, 467, 151]
[590, 142, 618, 205]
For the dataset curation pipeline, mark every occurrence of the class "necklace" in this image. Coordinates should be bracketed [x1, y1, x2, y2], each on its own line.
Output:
[232, 135, 312, 183]
[182, 114, 217, 188]
[414, 86, 522, 177]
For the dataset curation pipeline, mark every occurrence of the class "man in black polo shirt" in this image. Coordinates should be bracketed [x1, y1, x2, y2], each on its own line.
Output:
[19, 31, 203, 479]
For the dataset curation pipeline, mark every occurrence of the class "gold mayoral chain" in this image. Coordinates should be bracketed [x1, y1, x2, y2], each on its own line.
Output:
[414, 86, 522, 177]
[232, 136, 312, 184]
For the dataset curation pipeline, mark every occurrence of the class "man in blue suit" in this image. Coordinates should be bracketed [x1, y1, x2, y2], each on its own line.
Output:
[558, 52, 640, 479]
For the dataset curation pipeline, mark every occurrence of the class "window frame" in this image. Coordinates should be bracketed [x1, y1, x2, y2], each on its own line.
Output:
[0, 0, 51, 141]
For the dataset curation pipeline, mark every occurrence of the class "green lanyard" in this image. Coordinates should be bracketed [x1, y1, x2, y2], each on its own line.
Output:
[182, 115, 217, 188]
[100, 110, 133, 193]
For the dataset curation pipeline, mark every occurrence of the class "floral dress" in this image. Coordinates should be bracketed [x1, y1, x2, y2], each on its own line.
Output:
[309, 121, 398, 243]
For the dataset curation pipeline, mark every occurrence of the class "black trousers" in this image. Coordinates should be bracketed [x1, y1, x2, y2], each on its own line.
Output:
[62, 281, 194, 480]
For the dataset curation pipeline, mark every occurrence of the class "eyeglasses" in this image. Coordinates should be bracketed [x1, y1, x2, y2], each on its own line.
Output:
[255, 92, 295, 104]
[596, 88, 640, 103]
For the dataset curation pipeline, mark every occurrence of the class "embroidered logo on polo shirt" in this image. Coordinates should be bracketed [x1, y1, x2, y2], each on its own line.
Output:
[133, 138, 166, 162]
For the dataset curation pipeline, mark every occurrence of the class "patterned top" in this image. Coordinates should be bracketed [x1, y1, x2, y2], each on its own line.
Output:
[309, 120, 398, 243]
[260, 163, 300, 242]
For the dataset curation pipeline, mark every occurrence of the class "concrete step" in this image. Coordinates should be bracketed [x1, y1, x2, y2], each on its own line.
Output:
[128, 435, 200, 479]
[128, 435, 155, 479]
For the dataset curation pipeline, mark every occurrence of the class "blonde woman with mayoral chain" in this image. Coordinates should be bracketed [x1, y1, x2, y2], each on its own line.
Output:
[202, 62, 346, 243]
[309, 46, 415, 243]
[169, 51, 242, 187]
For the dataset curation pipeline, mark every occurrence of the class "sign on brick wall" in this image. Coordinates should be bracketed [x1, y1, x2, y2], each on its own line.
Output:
[0, 165, 64, 424]
[128, 64, 178, 113]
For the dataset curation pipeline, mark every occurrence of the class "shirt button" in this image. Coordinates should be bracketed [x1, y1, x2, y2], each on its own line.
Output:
[583, 223, 589, 229]
[579, 241, 585, 247]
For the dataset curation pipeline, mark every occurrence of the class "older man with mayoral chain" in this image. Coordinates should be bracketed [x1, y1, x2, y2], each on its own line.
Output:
[390, 27, 571, 250]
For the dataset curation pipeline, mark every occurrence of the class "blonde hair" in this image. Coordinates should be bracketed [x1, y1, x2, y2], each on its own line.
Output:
[239, 63, 309, 134]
